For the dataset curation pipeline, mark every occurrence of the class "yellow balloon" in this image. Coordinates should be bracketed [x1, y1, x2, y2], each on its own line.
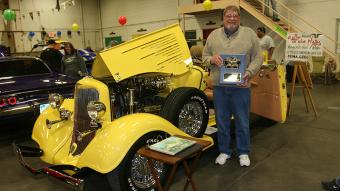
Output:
[203, 0, 213, 11]
[72, 23, 79, 31]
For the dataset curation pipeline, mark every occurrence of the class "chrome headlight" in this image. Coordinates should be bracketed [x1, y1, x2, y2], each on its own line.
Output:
[49, 93, 64, 109]
[59, 108, 72, 120]
[87, 101, 106, 121]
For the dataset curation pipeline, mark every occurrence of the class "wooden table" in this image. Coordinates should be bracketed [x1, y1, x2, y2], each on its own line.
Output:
[137, 135, 211, 191]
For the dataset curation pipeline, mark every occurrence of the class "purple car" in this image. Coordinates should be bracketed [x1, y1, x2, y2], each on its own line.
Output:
[0, 56, 76, 120]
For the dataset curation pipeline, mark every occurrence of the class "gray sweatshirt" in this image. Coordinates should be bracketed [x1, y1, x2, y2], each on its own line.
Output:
[202, 26, 263, 87]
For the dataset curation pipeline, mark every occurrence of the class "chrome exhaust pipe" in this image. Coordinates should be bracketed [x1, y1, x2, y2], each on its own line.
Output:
[46, 119, 65, 129]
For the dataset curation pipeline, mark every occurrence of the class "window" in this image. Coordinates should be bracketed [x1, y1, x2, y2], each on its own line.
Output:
[0, 59, 50, 77]
[185, 30, 197, 48]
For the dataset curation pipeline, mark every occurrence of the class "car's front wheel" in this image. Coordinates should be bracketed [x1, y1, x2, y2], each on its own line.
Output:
[160, 87, 209, 138]
[107, 131, 169, 191]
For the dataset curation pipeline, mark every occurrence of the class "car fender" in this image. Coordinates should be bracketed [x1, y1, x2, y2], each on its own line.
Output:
[76, 113, 212, 173]
[169, 65, 208, 91]
[32, 99, 74, 164]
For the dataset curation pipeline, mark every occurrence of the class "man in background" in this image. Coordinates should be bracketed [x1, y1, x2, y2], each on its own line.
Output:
[256, 26, 275, 60]
[40, 39, 63, 73]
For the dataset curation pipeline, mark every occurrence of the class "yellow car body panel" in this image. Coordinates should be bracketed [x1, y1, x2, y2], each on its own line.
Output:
[91, 24, 192, 82]
[32, 77, 112, 164]
[169, 65, 208, 91]
[76, 77, 112, 121]
[32, 99, 74, 164]
[277, 64, 287, 122]
[76, 113, 212, 173]
[36, 112, 212, 173]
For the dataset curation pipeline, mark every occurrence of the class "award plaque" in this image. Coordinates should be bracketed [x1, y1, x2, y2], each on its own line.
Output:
[219, 54, 246, 85]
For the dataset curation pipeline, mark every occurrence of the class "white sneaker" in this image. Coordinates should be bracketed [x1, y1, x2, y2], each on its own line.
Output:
[215, 153, 231, 165]
[239, 154, 250, 167]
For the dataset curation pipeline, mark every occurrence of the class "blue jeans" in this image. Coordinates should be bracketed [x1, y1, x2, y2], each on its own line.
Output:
[213, 86, 251, 156]
[264, 0, 278, 19]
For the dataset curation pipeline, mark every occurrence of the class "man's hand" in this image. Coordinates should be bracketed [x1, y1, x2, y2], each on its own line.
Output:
[237, 73, 250, 87]
[210, 55, 223, 67]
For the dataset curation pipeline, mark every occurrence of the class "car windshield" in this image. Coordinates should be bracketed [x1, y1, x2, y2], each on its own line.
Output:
[0, 59, 50, 78]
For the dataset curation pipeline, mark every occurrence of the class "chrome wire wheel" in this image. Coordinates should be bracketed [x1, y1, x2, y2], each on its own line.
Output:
[130, 153, 165, 189]
[178, 101, 203, 136]
[160, 87, 209, 138]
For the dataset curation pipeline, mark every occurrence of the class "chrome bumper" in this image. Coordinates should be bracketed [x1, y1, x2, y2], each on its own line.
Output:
[0, 104, 38, 118]
[13, 144, 84, 189]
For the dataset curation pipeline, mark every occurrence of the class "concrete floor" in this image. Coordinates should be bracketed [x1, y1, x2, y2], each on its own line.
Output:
[1, 84, 340, 191]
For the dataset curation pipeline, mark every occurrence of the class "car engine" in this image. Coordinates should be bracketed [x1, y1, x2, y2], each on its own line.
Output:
[108, 74, 170, 119]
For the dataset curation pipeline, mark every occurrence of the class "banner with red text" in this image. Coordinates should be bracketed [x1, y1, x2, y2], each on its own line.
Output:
[285, 33, 323, 62]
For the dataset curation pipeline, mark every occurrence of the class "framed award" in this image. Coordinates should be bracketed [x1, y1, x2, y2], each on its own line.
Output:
[219, 54, 246, 85]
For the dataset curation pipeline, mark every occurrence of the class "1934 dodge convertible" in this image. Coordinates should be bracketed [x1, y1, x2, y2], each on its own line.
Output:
[14, 24, 215, 191]
[14, 23, 287, 191]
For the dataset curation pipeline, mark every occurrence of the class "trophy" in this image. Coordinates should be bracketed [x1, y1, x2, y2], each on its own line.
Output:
[219, 54, 246, 85]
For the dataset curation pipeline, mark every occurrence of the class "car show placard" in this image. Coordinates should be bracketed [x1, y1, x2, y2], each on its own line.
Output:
[219, 54, 246, 85]
[285, 33, 324, 62]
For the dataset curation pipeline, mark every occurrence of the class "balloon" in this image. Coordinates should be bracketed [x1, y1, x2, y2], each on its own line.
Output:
[72, 23, 79, 31]
[3, 9, 16, 21]
[203, 0, 213, 11]
[118, 16, 127, 26]
[48, 32, 55, 37]
[57, 31, 62, 36]
[28, 31, 35, 37]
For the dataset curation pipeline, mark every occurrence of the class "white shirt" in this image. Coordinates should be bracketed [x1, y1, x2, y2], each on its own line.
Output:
[259, 35, 275, 51]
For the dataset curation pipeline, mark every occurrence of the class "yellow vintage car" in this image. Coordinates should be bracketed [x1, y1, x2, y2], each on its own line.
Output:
[14, 24, 287, 191]
[15, 24, 214, 191]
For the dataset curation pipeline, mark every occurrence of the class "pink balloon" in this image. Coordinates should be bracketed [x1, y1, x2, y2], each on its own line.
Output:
[118, 16, 127, 26]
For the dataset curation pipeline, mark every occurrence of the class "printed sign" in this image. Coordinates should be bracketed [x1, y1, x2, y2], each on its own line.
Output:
[285, 33, 323, 61]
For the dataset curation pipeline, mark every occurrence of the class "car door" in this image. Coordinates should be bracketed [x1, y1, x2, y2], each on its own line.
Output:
[250, 65, 288, 123]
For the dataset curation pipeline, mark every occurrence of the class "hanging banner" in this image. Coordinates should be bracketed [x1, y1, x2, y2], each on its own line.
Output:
[285, 33, 323, 62]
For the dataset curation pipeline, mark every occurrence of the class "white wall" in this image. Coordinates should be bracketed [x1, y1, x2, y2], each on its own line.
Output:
[4, 0, 101, 53]
[2, 0, 339, 63]
[100, 0, 180, 45]
[278, 0, 340, 57]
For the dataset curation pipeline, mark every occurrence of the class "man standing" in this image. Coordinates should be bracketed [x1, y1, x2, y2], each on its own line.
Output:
[264, 0, 280, 21]
[256, 26, 275, 60]
[203, 5, 262, 167]
[40, 39, 63, 73]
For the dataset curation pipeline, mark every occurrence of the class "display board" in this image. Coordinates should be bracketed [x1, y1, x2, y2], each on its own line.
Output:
[285, 33, 323, 62]
[105, 36, 122, 47]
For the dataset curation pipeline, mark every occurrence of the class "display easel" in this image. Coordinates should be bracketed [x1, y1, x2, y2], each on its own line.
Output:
[287, 61, 318, 118]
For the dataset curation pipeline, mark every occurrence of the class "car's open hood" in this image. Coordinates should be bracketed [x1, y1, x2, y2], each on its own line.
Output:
[91, 24, 192, 82]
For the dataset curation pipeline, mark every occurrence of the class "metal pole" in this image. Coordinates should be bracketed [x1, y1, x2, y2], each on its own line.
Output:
[80, 0, 86, 47]
[98, 0, 104, 49]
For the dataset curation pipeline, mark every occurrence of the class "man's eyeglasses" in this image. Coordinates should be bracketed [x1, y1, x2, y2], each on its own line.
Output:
[224, 15, 239, 18]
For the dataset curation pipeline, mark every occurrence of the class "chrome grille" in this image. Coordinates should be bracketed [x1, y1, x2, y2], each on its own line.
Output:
[72, 86, 99, 155]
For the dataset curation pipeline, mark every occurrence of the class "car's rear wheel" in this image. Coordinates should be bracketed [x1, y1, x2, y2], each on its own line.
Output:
[160, 87, 209, 138]
[107, 131, 169, 191]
